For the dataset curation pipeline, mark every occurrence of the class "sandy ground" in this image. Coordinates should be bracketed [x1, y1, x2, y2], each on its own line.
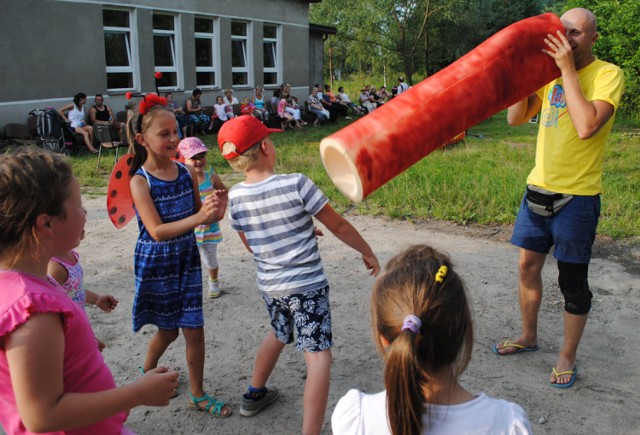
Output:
[49, 195, 640, 434]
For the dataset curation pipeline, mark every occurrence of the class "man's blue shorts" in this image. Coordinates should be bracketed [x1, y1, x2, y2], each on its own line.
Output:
[511, 191, 601, 264]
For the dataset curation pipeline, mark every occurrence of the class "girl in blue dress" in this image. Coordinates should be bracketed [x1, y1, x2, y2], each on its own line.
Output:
[126, 94, 231, 417]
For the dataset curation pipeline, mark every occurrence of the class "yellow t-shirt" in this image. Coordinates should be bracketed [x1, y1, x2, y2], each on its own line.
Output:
[527, 59, 624, 195]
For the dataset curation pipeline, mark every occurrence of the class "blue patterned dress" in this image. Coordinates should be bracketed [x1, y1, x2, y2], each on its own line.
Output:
[132, 162, 203, 332]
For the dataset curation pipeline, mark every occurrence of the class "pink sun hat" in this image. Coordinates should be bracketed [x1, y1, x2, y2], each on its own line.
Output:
[178, 137, 208, 159]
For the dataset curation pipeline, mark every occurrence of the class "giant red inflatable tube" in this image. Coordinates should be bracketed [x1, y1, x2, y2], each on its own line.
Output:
[320, 13, 563, 202]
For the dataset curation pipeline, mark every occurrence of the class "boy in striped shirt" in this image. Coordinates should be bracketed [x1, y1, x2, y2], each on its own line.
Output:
[218, 116, 380, 434]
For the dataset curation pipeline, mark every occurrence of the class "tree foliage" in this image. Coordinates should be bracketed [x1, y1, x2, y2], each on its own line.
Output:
[563, 0, 640, 117]
[310, 0, 545, 84]
[310, 0, 639, 117]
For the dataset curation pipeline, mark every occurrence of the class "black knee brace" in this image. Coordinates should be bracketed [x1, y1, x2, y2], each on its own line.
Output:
[557, 261, 592, 315]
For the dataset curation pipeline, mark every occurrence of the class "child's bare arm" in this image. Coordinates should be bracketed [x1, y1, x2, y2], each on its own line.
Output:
[188, 165, 203, 213]
[314, 203, 380, 276]
[238, 231, 253, 253]
[6, 314, 178, 433]
[85, 290, 118, 313]
[47, 261, 69, 286]
[211, 173, 227, 192]
[130, 174, 220, 242]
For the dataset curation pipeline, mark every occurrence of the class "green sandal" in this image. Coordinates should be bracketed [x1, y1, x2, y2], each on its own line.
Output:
[188, 392, 232, 418]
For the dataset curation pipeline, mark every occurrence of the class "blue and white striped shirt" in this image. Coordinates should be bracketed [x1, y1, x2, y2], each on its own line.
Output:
[228, 173, 329, 296]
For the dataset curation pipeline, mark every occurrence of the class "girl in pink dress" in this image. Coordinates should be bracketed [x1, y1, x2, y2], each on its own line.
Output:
[0, 148, 178, 434]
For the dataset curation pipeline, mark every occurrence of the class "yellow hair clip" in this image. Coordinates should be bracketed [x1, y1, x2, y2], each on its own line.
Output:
[435, 265, 448, 283]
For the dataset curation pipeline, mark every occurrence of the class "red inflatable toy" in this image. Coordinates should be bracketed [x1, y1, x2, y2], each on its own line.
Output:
[319, 13, 564, 202]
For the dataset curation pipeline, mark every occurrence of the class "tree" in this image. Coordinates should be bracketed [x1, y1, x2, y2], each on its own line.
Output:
[311, 0, 546, 84]
[562, 0, 640, 117]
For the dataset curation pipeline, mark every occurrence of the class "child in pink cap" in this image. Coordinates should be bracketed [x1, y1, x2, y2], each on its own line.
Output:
[178, 137, 228, 298]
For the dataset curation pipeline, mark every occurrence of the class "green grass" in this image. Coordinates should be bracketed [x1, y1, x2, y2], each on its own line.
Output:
[30, 111, 640, 240]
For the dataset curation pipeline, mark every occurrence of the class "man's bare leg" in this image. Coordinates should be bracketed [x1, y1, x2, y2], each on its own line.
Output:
[496, 248, 546, 354]
[550, 312, 588, 385]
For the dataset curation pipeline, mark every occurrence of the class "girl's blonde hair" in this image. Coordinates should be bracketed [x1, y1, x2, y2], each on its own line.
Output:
[0, 147, 74, 265]
[125, 104, 173, 176]
[371, 244, 473, 435]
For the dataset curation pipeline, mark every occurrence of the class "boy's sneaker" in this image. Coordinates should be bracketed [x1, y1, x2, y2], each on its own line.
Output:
[208, 280, 221, 299]
[240, 387, 280, 417]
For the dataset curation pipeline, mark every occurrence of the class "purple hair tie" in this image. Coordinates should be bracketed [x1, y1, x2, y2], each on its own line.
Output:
[401, 314, 422, 334]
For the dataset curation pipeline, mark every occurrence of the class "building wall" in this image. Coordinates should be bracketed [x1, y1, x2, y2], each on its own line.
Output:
[309, 32, 326, 91]
[0, 0, 318, 129]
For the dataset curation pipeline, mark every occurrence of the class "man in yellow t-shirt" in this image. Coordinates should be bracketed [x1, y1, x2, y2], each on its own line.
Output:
[493, 8, 624, 389]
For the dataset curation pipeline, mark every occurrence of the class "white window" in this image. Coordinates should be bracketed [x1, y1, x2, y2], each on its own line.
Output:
[195, 17, 218, 88]
[153, 13, 179, 90]
[103, 9, 137, 91]
[263, 24, 280, 86]
[231, 21, 251, 87]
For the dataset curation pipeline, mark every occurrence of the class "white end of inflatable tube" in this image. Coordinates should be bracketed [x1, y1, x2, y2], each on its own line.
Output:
[319, 137, 363, 203]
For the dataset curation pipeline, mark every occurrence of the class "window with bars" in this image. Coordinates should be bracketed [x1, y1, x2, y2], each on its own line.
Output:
[103, 9, 136, 91]
[195, 17, 218, 88]
[231, 21, 250, 86]
[263, 24, 280, 86]
[153, 13, 178, 89]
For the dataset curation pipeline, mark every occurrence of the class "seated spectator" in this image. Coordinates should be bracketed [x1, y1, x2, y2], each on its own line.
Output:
[58, 92, 97, 153]
[377, 86, 391, 102]
[270, 89, 281, 115]
[314, 83, 338, 124]
[251, 86, 268, 120]
[280, 82, 292, 96]
[280, 83, 301, 109]
[277, 96, 296, 129]
[185, 88, 210, 135]
[337, 86, 366, 115]
[90, 94, 125, 141]
[324, 84, 350, 119]
[166, 92, 188, 138]
[281, 91, 306, 127]
[214, 95, 234, 122]
[223, 88, 239, 112]
[207, 95, 234, 134]
[369, 86, 384, 108]
[306, 87, 330, 127]
[241, 96, 261, 118]
[359, 86, 376, 114]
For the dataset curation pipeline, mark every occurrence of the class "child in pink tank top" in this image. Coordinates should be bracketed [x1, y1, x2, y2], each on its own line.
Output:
[49, 248, 119, 351]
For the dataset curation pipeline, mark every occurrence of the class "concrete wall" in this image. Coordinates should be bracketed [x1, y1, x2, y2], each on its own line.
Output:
[0, 0, 316, 130]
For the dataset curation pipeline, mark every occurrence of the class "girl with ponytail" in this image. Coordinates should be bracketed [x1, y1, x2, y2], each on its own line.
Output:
[332, 244, 532, 434]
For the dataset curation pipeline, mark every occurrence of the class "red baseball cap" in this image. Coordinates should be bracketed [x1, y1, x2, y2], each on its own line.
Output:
[217, 115, 282, 159]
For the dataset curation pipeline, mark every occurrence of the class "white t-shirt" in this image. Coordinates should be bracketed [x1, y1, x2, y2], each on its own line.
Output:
[396, 82, 409, 95]
[332, 390, 532, 435]
[338, 92, 352, 103]
[214, 103, 231, 121]
[224, 96, 239, 106]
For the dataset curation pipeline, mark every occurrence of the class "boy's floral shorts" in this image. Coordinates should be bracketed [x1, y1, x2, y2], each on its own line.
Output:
[262, 286, 332, 352]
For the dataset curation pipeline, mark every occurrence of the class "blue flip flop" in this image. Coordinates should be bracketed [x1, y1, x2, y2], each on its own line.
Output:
[550, 366, 577, 388]
[492, 339, 540, 356]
